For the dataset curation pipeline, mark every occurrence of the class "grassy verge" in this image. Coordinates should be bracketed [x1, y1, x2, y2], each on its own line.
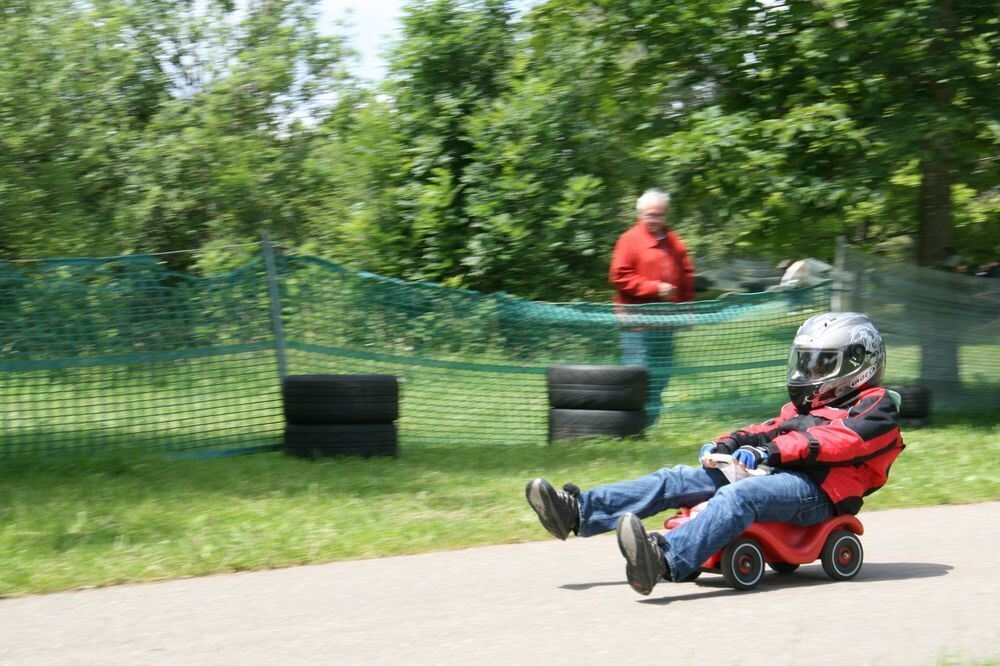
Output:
[1, 413, 997, 597]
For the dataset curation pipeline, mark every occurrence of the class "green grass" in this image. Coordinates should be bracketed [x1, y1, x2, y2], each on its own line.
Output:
[1, 413, 997, 597]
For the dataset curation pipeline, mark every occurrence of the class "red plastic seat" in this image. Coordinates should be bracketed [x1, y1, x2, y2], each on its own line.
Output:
[664, 501, 864, 570]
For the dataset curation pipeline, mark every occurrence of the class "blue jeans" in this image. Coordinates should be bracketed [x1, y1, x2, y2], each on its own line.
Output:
[577, 465, 834, 581]
[620, 328, 675, 428]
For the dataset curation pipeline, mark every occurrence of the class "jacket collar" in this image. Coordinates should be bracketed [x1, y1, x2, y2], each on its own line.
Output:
[635, 220, 669, 248]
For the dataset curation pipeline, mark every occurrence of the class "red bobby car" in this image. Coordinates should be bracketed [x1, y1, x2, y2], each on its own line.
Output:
[663, 502, 864, 590]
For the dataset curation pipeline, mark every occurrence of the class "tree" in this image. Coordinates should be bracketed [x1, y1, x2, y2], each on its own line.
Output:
[371, 0, 517, 284]
[0, 0, 352, 271]
[624, 0, 998, 266]
[459, 4, 663, 299]
[0, 0, 170, 258]
[115, 0, 351, 272]
[2, 0, 996, 301]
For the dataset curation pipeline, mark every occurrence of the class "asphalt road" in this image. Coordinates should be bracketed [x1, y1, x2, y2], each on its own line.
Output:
[2, 502, 997, 665]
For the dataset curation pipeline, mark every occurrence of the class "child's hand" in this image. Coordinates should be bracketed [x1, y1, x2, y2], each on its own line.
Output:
[733, 446, 768, 470]
[699, 443, 717, 467]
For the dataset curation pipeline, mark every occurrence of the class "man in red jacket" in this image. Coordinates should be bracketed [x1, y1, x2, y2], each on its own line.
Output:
[609, 190, 695, 427]
[526, 312, 904, 596]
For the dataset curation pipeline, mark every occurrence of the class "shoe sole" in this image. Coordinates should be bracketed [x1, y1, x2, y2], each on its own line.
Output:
[525, 479, 571, 540]
[617, 513, 657, 595]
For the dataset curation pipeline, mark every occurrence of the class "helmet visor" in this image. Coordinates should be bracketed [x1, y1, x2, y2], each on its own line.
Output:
[787, 348, 842, 385]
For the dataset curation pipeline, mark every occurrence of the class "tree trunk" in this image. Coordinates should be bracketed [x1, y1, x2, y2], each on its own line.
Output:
[916, 146, 961, 392]
[916, 154, 953, 267]
[917, 0, 957, 268]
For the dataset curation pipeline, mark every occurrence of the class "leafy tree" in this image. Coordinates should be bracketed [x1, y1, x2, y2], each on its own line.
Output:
[115, 0, 351, 272]
[605, 0, 999, 385]
[606, 0, 999, 266]
[306, 0, 997, 299]
[2, 0, 996, 301]
[0, 0, 351, 271]
[460, 22, 656, 298]
[386, 0, 516, 283]
[304, 0, 516, 286]
[0, 0, 170, 257]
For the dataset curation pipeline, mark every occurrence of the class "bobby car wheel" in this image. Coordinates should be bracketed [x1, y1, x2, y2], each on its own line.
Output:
[821, 530, 864, 581]
[768, 562, 800, 575]
[721, 538, 766, 590]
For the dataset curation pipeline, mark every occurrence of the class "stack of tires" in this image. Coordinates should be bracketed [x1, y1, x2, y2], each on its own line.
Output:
[281, 374, 399, 458]
[889, 385, 932, 428]
[547, 365, 648, 442]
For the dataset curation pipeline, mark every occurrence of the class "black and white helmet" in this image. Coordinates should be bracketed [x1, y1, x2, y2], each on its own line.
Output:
[786, 312, 885, 412]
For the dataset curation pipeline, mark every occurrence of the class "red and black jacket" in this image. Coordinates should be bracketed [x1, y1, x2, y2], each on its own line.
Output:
[713, 386, 904, 515]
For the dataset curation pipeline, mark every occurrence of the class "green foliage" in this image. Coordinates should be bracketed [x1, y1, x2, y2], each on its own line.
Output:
[1, 0, 998, 294]
[645, 104, 874, 263]
[540, 0, 1000, 269]
[0, 0, 351, 271]
[315, 0, 517, 286]
[313, 0, 998, 293]
[0, 0, 166, 256]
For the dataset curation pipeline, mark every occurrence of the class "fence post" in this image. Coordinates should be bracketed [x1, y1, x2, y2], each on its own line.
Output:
[261, 231, 288, 379]
[832, 235, 846, 312]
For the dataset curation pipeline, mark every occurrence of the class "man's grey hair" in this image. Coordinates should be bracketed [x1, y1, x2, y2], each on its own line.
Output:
[636, 189, 671, 212]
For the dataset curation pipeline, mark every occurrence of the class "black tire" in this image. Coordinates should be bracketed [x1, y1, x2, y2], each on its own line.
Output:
[546, 365, 648, 411]
[821, 530, 863, 581]
[283, 423, 397, 458]
[888, 385, 931, 419]
[721, 539, 766, 590]
[282, 374, 399, 424]
[899, 416, 932, 429]
[548, 408, 645, 440]
[768, 562, 800, 575]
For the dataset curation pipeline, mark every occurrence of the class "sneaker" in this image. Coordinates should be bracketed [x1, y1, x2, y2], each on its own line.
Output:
[524, 478, 580, 540]
[617, 513, 667, 595]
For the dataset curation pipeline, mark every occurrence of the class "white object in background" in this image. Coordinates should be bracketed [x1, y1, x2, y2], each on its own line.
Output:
[780, 258, 833, 288]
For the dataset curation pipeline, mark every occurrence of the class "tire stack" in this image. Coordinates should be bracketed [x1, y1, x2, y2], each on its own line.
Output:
[547, 365, 648, 442]
[281, 374, 399, 458]
[889, 384, 932, 428]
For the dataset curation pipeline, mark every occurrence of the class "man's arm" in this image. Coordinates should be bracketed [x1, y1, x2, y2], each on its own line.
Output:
[761, 389, 900, 466]
[609, 234, 660, 300]
[670, 233, 696, 302]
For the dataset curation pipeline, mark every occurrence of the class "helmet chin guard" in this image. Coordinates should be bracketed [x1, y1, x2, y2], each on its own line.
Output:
[787, 312, 885, 412]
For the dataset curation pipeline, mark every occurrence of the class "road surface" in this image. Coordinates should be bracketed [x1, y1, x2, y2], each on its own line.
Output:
[1, 502, 997, 664]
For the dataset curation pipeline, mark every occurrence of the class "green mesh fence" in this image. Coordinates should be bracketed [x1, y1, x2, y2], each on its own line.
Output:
[838, 245, 1000, 413]
[0, 255, 285, 456]
[1, 244, 994, 458]
[278, 254, 828, 446]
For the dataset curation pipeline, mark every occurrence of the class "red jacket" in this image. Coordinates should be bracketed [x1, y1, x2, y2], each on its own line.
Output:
[609, 222, 695, 304]
[713, 387, 904, 515]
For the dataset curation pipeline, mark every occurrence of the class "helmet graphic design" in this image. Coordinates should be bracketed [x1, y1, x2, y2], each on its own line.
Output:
[786, 312, 885, 412]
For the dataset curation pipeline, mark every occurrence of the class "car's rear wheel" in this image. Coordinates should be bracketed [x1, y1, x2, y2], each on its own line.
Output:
[821, 530, 863, 581]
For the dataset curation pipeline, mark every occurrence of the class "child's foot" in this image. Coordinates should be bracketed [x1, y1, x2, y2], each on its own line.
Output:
[524, 478, 580, 540]
[616, 513, 667, 595]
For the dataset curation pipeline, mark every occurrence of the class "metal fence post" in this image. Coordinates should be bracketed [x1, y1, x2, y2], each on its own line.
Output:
[261, 231, 288, 379]
[832, 235, 846, 312]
